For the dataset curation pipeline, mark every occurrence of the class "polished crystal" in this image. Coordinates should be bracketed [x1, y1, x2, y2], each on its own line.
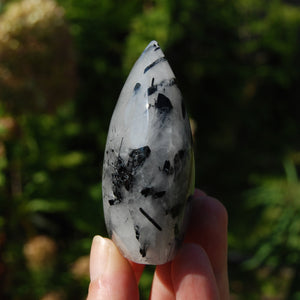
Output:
[102, 41, 194, 265]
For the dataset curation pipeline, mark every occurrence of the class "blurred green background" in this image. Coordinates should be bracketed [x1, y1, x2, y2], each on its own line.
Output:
[1, 0, 300, 299]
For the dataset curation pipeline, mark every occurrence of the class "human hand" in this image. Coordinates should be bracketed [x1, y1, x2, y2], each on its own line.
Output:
[87, 189, 229, 300]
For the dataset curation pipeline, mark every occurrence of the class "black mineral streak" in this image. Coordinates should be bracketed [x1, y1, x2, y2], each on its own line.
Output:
[155, 93, 173, 114]
[139, 207, 162, 231]
[162, 160, 174, 175]
[161, 78, 176, 88]
[148, 78, 176, 97]
[140, 247, 147, 257]
[134, 225, 140, 240]
[141, 187, 165, 198]
[111, 143, 151, 204]
[134, 82, 141, 93]
[161, 151, 187, 178]
[108, 199, 121, 206]
[154, 45, 161, 51]
[168, 78, 176, 86]
[112, 183, 122, 199]
[148, 78, 157, 96]
[127, 146, 151, 170]
[148, 87, 157, 96]
[144, 57, 167, 73]
[112, 156, 133, 192]
[141, 187, 154, 197]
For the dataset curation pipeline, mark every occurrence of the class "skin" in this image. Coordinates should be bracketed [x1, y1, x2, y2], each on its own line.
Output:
[87, 189, 229, 300]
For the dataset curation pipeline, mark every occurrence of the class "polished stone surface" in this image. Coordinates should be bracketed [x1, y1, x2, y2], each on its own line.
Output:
[102, 40, 194, 265]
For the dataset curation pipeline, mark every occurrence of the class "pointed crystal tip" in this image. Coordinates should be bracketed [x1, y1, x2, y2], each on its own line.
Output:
[144, 40, 161, 53]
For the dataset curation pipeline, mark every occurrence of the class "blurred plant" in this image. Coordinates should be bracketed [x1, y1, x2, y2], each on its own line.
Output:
[22, 235, 59, 298]
[123, 0, 170, 73]
[70, 255, 89, 280]
[0, 0, 299, 298]
[245, 157, 300, 297]
[40, 291, 65, 300]
[0, 0, 82, 298]
[23, 235, 57, 270]
[0, 141, 7, 187]
[0, 116, 19, 140]
[0, 0, 76, 114]
[237, 0, 300, 88]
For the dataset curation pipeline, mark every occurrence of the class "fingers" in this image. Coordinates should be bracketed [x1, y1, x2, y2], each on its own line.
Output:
[150, 189, 228, 299]
[87, 189, 229, 300]
[150, 262, 175, 300]
[150, 243, 220, 300]
[171, 243, 220, 300]
[184, 189, 229, 299]
[87, 236, 139, 300]
[128, 260, 145, 282]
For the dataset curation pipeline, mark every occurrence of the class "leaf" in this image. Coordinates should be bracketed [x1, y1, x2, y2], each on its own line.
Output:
[26, 198, 71, 213]
[47, 151, 87, 169]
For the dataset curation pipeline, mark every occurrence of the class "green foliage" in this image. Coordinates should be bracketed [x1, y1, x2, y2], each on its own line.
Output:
[139, 265, 155, 300]
[123, 0, 170, 73]
[243, 158, 300, 297]
[246, 159, 300, 267]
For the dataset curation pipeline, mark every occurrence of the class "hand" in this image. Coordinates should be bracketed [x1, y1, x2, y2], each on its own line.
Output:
[87, 189, 229, 299]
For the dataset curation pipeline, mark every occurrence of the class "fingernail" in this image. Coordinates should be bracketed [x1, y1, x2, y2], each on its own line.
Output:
[88, 237, 139, 299]
[90, 235, 110, 281]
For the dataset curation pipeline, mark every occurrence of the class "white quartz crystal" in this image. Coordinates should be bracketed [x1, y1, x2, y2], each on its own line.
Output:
[102, 40, 194, 265]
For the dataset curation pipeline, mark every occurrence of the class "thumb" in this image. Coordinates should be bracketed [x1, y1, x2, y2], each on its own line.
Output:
[87, 236, 139, 300]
